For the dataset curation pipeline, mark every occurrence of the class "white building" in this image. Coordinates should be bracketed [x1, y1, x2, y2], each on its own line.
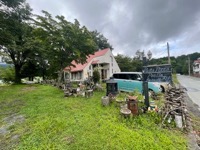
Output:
[193, 57, 200, 75]
[0, 55, 3, 63]
[64, 48, 121, 81]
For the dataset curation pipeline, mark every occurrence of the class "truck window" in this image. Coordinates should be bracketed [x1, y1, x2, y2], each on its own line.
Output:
[118, 74, 127, 79]
[113, 74, 118, 79]
[128, 74, 138, 80]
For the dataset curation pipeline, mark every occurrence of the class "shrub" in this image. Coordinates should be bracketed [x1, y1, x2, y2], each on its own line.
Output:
[93, 69, 100, 84]
[0, 66, 15, 83]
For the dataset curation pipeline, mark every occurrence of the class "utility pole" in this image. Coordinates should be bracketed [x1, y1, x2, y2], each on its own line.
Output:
[188, 56, 190, 76]
[167, 42, 171, 64]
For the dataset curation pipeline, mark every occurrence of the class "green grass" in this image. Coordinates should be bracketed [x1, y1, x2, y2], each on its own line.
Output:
[172, 74, 179, 85]
[0, 84, 187, 150]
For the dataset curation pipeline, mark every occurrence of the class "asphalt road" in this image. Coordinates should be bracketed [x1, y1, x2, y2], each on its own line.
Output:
[177, 75, 200, 109]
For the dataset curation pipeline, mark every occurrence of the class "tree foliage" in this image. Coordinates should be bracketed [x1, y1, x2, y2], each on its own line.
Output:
[0, 0, 34, 83]
[115, 52, 200, 74]
[149, 52, 200, 74]
[1, 0, 110, 83]
[0, 66, 15, 83]
[91, 30, 113, 50]
[93, 69, 100, 84]
[34, 11, 97, 82]
[115, 54, 142, 72]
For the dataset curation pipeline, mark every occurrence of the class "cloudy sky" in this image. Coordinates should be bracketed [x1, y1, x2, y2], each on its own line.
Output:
[27, 0, 200, 58]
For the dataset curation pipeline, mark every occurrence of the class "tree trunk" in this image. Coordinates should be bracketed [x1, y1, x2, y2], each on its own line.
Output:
[57, 69, 63, 85]
[14, 65, 21, 84]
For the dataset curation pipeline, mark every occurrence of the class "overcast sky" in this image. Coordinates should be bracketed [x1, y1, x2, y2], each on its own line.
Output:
[27, 0, 200, 58]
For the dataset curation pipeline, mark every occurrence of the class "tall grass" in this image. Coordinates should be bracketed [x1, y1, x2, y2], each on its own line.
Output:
[172, 74, 179, 85]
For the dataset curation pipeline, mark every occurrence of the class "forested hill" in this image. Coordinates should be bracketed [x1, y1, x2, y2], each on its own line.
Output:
[115, 52, 200, 74]
[149, 52, 200, 74]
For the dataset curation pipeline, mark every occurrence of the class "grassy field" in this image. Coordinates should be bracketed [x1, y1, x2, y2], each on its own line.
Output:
[0, 84, 187, 150]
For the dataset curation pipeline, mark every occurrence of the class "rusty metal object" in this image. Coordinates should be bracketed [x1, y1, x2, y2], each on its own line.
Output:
[127, 96, 138, 115]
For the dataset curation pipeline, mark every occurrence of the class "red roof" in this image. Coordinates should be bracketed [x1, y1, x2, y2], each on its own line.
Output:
[194, 60, 200, 64]
[64, 48, 109, 72]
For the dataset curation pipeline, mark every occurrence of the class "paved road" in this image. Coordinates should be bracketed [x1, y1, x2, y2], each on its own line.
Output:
[177, 75, 200, 108]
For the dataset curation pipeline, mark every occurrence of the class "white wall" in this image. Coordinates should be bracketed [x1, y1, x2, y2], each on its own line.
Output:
[193, 63, 200, 74]
[70, 49, 121, 80]
[0, 56, 3, 63]
[89, 49, 121, 79]
[106, 50, 121, 77]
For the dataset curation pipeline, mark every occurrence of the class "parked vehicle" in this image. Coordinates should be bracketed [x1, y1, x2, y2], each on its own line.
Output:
[112, 72, 162, 94]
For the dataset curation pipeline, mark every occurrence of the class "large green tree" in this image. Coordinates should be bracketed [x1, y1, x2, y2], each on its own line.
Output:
[0, 0, 39, 83]
[34, 11, 97, 82]
[115, 54, 142, 72]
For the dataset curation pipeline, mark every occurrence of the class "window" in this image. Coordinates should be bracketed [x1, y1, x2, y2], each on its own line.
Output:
[113, 73, 141, 80]
[113, 74, 119, 79]
[128, 74, 138, 80]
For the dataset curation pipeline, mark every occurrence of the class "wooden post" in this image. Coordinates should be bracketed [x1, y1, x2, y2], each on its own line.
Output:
[144, 81, 149, 107]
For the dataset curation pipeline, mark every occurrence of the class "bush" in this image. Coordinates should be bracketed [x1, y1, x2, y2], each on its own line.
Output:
[93, 69, 100, 84]
[0, 67, 15, 83]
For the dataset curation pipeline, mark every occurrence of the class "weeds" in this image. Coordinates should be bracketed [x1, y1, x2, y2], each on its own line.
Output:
[0, 84, 187, 150]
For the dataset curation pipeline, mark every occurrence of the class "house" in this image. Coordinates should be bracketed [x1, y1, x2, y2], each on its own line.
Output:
[0, 56, 2, 62]
[193, 57, 200, 76]
[64, 48, 121, 81]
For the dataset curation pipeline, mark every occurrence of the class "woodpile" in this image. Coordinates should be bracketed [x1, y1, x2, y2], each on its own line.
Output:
[42, 79, 104, 98]
[161, 87, 190, 130]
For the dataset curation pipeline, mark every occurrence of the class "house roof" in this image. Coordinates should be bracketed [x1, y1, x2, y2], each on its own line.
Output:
[64, 48, 109, 72]
[194, 60, 200, 64]
[91, 60, 99, 64]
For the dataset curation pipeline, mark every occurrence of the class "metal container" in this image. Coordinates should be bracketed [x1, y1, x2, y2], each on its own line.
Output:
[127, 96, 138, 115]
[106, 78, 118, 96]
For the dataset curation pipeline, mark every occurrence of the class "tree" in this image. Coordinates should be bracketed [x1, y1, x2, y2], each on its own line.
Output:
[91, 30, 113, 50]
[0, 66, 15, 83]
[115, 54, 132, 71]
[34, 11, 97, 83]
[0, 0, 37, 83]
[0, 0, 24, 8]
[135, 50, 145, 60]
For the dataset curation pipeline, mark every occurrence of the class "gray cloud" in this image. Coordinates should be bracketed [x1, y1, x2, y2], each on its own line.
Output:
[27, 0, 200, 58]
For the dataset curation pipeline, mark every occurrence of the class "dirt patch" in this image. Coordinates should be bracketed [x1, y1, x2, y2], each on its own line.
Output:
[0, 114, 25, 150]
[62, 135, 75, 145]
[0, 99, 25, 116]
[0, 99, 26, 150]
[21, 86, 36, 92]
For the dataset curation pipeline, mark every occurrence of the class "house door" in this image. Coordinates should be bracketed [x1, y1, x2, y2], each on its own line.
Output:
[101, 70, 104, 79]
[101, 69, 107, 80]
[104, 70, 107, 79]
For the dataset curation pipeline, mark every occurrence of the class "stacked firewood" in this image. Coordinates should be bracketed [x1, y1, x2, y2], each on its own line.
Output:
[161, 87, 190, 130]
